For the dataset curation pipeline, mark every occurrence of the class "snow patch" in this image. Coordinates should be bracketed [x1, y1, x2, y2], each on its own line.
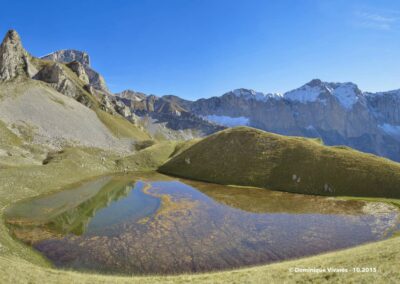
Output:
[331, 84, 360, 109]
[203, 115, 250, 127]
[284, 81, 361, 109]
[284, 84, 324, 103]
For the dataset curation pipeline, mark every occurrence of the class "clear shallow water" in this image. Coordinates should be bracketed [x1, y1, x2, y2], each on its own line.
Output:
[5, 173, 400, 275]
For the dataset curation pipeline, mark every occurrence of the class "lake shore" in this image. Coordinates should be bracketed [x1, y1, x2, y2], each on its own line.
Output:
[1, 147, 400, 283]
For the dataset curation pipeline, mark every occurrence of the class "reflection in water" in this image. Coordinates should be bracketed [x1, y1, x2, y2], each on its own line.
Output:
[5, 172, 400, 275]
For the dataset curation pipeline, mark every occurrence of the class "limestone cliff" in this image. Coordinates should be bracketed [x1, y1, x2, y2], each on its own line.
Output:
[0, 30, 37, 81]
[41, 49, 110, 94]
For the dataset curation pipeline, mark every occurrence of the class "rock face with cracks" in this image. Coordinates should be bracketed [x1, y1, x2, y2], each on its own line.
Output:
[0, 30, 37, 81]
[0, 30, 148, 151]
[34, 63, 82, 100]
[41, 49, 109, 94]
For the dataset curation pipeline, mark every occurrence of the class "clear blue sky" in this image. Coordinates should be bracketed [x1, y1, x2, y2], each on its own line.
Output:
[2, 0, 400, 100]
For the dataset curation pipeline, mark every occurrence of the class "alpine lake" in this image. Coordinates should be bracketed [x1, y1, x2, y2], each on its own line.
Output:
[5, 172, 400, 275]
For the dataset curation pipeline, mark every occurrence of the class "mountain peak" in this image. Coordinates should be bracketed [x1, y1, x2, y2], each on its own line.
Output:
[284, 80, 363, 109]
[41, 49, 111, 93]
[117, 89, 147, 101]
[0, 29, 34, 81]
[228, 88, 281, 102]
[4, 30, 21, 44]
[41, 50, 91, 67]
[306, 78, 323, 87]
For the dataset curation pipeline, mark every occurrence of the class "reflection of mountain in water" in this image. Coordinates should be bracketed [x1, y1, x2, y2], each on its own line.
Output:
[49, 180, 134, 235]
[5, 176, 145, 243]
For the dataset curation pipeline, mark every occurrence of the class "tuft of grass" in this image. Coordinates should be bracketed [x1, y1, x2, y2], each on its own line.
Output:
[159, 126, 400, 199]
[11, 122, 37, 143]
[0, 121, 22, 147]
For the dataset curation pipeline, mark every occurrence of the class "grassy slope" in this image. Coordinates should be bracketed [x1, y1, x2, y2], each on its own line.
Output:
[0, 120, 22, 147]
[115, 139, 199, 171]
[95, 110, 150, 141]
[59, 61, 151, 141]
[31, 57, 150, 142]
[0, 118, 47, 167]
[0, 140, 399, 283]
[159, 127, 400, 198]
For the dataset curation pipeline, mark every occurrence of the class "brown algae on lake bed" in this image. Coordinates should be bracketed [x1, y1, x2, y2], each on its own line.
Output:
[4, 172, 400, 275]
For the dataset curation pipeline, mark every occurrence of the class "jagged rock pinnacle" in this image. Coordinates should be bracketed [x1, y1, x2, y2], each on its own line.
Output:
[0, 29, 35, 81]
[5, 30, 21, 43]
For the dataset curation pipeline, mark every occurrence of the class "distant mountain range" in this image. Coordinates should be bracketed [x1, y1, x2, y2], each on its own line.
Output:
[40, 49, 400, 161]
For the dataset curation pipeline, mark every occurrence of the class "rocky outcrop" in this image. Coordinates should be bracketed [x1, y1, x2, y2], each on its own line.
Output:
[366, 90, 400, 125]
[34, 63, 77, 97]
[41, 50, 90, 67]
[0, 30, 94, 108]
[83, 66, 109, 93]
[38, 49, 140, 123]
[0, 30, 37, 81]
[66, 61, 89, 84]
[101, 94, 137, 121]
[41, 50, 110, 94]
[118, 90, 147, 101]
[115, 90, 224, 136]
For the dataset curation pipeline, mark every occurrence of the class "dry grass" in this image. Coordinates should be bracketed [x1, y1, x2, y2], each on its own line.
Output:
[0, 127, 399, 283]
[95, 109, 150, 141]
[160, 127, 400, 198]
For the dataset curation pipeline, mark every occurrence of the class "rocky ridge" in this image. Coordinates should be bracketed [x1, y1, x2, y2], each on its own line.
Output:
[39, 48, 220, 139]
[184, 79, 400, 161]
[0, 30, 148, 152]
[3, 29, 400, 159]
[115, 90, 225, 137]
[41, 50, 109, 93]
[116, 78, 400, 161]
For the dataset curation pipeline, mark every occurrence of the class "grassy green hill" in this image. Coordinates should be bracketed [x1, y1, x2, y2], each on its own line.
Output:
[0, 132, 400, 283]
[159, 127, 400, 198]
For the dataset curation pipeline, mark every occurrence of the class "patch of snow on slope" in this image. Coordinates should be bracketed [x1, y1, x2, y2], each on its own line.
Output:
[379, 123, 400, 139]
[284, 81, 361, 109]
[331, 83, 360, 109]
[204, 115, 250, 127]
[284, 84, 324, 103]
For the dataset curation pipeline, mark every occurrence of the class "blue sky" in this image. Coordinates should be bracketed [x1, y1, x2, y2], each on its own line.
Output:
[2, 0, 400, 100]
